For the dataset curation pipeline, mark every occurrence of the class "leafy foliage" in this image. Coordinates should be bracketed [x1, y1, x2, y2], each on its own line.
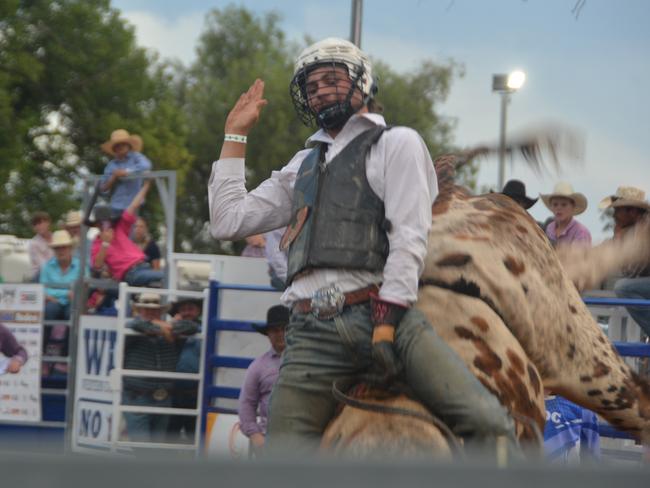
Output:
[179, 6, 465, 252]
[0, 0, 191, 237]
[1, 2, 466, 253]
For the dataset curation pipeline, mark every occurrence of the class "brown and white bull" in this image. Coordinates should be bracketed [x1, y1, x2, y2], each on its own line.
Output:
[322, 145, 650, 459]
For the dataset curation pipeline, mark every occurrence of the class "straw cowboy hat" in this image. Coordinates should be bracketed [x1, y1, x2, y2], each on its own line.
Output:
[101, 129, 143, 156]
[49, 230, 74, 248]
[540, 182, 588, 216]
[64, 210, 82, 227]
[598, 186, 650, 212]
[252, 305, 290, 335]
[500, 179, 538, 210]
[131, 292, 169, 310]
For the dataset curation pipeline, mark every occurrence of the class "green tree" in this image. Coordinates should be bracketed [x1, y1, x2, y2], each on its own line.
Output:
[0, 0, 191, 237]
[180, 6, 464, 252]
[178, 6, 310, 253]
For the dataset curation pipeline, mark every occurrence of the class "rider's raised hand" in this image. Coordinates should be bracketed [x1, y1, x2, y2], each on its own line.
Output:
[224, 79, 268, 136]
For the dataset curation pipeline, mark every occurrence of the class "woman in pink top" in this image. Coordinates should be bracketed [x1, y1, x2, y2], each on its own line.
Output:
[540, 182, 592, 247]
[91, 180, 163, 287]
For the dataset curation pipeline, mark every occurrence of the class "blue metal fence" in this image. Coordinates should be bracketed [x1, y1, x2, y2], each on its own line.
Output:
[5, 281, 649, 449]
[202, 282, 650, 445]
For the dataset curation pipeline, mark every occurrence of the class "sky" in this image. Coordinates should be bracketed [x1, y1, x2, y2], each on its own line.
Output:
[111, 0, 650, 242]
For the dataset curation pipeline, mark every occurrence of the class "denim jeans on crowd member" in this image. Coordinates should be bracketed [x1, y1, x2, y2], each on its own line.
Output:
[614, 277, 650, 337]
[44, 301, 71, 321]
[123, 262, 164, 287]
[266, 302, 516, 457]
[123, 389, 172, 442]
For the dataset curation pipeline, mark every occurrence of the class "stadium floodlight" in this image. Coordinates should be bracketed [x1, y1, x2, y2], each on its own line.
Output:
[492, 70, 526, 189]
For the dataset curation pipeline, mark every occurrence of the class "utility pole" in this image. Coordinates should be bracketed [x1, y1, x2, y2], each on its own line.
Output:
[350, 0, 363, 47]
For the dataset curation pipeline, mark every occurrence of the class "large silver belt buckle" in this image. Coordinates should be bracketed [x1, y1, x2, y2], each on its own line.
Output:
[311, 285, 345, 320]
[152, 388, 168, 401]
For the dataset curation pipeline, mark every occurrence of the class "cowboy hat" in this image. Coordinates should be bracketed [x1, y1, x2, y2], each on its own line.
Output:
[500, 179, 538, 210]
[101, 129, 143, 156]
[50, 230, 74, 248]
[598, 186, 650, 212]
[540, 182, 588, 216]
[252, 305, 290, 335]
[64, 210, 82, 227]
[131, 292, 169, 310]
[169, 297, 203, 317]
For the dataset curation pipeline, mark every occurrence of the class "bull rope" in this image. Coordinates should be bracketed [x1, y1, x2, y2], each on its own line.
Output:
[331, 380, 465, 457]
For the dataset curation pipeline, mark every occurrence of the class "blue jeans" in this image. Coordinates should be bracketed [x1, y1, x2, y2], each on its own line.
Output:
[123, 389, 172, 442]
[124, 262, 164, 287]
[615, 276, 650, 337]
[266, 303, 515, 455]
[44, 301, 70, 321]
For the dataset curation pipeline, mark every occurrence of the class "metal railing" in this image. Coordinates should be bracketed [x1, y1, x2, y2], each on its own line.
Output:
[584, 296, 650, 440]
[203, 282, 650, 446]
[108, 283, 208, 455]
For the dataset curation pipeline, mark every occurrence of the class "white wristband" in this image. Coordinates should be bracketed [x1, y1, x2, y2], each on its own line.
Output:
[224, 133, 247, 144]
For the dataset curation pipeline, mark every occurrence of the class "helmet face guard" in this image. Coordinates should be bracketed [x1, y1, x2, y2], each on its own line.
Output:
[290, 61, 366, 130]
[290, 38, 376, 131]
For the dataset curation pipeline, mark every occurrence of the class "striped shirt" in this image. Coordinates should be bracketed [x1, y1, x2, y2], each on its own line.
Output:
[123, 318, 199, 391]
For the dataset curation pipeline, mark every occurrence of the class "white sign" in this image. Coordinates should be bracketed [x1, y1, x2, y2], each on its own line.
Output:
[72, 315, 117, 451]
[0, 284, 43, 422]
[205, 412, 250, 460]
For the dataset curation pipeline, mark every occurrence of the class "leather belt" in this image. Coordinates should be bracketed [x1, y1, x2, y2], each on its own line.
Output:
[292, 284, 379, 316]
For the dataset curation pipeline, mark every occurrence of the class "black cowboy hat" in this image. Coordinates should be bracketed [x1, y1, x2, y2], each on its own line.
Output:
[169, 298, 203, 317]
[501, 179, 538, 210]
[252, 305, 290, 335]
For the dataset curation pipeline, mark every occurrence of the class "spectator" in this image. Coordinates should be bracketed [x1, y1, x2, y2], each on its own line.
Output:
[132, 217, 161, 270]
[241, 234, 266, 258]
[123, 292, 199, 442]
[499, 179, 546, 229]
[90, 180, 163, 287]
[167, 297, 203, 442]
[237, 305, 289, 455]
[63, 210, 82, 249]
[28, 211, 53, 280]
[540, 182, 592, 247]
[544, 392, 600, 464]
[40, 230, 85, 376]
[40, 230, 84, 321]
[264, 228, 288, 291]
[241, 230, 288, 290]
[0, 323, 28, 374]
[600, 186, 650, 337]
[500, 179, 538, 211]
[100, 129, 152, 214]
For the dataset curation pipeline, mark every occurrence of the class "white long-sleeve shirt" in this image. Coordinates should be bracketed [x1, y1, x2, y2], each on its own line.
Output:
[208, 113, 438, 306]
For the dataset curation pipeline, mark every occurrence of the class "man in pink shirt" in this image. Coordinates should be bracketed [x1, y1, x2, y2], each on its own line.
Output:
[91, 180, 163, 287]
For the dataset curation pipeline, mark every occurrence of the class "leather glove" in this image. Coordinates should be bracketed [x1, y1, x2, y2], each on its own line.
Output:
[364, 294, 408, 386]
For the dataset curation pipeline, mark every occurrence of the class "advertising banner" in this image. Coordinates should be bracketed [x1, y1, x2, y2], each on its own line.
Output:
[72, 315, 117, 452]
[0, 284, 43, 423]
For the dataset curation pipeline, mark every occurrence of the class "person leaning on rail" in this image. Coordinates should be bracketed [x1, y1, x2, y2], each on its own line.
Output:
[600, 186, 650, 339]
[123, 292, 199, 442]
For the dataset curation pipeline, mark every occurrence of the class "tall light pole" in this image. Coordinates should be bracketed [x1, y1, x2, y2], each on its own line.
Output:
[492, 70, 526, 190]
[350, 0, 363, 47]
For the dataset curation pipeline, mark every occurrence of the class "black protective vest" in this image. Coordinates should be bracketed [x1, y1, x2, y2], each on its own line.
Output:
[286, 126, 390, 283]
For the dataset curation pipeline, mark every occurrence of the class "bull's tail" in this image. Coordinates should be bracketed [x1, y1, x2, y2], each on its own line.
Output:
[433, 125, 584, 200]
[558, 217, 650, 290]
